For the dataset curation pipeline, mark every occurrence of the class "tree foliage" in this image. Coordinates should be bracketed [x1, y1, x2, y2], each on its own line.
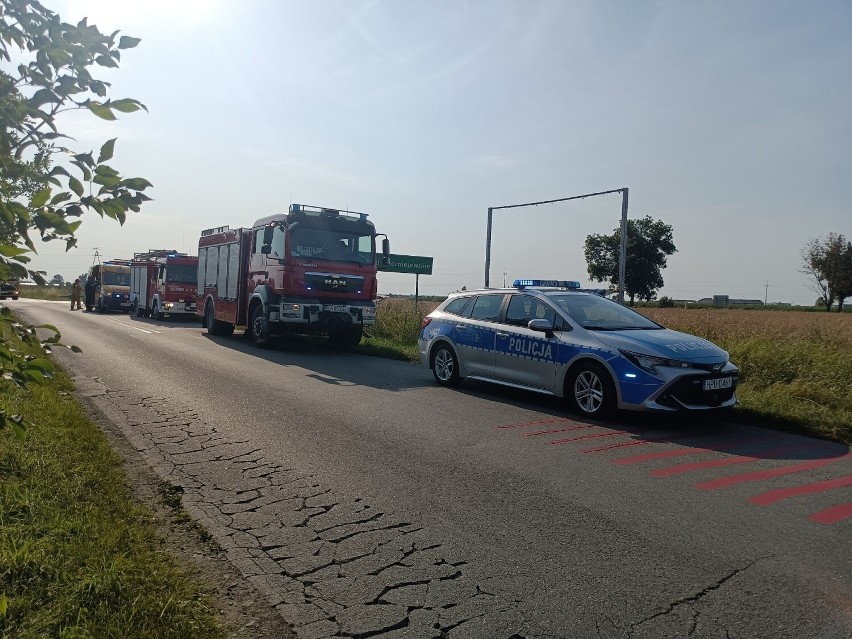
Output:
[584, 215, 676, 305]
[1, 0, 150, 437]
[801, 233, 852, 312]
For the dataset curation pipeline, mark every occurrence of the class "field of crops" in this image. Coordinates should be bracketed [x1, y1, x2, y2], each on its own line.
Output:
[369, 300, 852, 443]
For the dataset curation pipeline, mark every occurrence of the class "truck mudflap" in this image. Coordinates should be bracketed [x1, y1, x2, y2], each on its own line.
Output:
[271, 301, 376, 326]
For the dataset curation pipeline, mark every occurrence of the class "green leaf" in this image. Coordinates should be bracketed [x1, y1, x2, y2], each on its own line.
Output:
[36, 324, 60, 333]
[118, 35, 142, 49]
[86, 102, 117, 121]
[10, 418, 28, 441]
[111, 98, 147, 113]
[50, 166, 72, 179]
[69, 345, 83, 353]
[31, 187, 52, 208]
[69, 176, 84, 197]
[23, 358, 54, 374]
[98, 138, 116, 163]
[0, 592, 7, 615]
[120, 177, 153, 191]
[29, 88, 61, 108]
[95, 55, 119, 68]
[0, 246, 30, 258]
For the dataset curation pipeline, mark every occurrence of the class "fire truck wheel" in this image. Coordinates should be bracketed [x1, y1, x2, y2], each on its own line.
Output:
[250, 304, 274, 349]
[205, 301, 234, 337]
[329, 325, 363, 349]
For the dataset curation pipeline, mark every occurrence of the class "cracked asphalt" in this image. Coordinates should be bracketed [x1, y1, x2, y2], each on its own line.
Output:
[14, 300, 852, 639]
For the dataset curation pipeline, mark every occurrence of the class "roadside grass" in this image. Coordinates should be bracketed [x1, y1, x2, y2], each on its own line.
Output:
[16, 287, 70, 301]
[0, 331, 226, 638]
[640, 308, 852, 444]
[362, 298, 435, 361]
[368, 299, 852, 445]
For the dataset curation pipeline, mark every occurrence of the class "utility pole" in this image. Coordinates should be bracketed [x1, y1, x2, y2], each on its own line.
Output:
[764, 281, 770, 305]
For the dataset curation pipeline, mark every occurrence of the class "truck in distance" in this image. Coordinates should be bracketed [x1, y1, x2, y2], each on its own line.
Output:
[87, 260, 131, 312]
[197, 203, 389, 348]
[130, 250, 199, 319]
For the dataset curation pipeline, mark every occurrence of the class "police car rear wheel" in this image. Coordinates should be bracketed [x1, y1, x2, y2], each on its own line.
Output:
[431, 344, 461, 387]
[568, 362, 614, 418]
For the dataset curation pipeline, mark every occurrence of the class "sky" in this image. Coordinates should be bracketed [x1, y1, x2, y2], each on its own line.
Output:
[16, 0, 852, 304]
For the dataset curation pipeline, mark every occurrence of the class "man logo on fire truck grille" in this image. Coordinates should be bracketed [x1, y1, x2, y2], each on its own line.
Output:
[325, 278, 344, 288]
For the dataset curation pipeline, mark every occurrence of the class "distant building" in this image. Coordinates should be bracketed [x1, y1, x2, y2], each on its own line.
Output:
[696, 295, 763, 307]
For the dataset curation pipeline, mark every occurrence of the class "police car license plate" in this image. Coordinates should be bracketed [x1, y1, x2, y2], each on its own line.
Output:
[703, 377, 733, 391]
[325, 305, 347, 313]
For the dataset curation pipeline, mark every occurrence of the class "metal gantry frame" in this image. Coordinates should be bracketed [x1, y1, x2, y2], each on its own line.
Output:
[484, 188, 629, 304]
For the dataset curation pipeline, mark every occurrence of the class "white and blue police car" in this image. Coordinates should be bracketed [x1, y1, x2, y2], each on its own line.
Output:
[418, 279, 739, 417]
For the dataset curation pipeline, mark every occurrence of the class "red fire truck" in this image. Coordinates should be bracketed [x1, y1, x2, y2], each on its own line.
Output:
[130, 250, 199, 319]
[197, 204, 389, 348]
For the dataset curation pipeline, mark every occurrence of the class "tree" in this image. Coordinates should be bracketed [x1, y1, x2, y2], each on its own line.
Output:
[1, 0, 150, 437]
[49, 273, 63, 286]
[801, 234, 852, 312]
[584, 215, 677, 306]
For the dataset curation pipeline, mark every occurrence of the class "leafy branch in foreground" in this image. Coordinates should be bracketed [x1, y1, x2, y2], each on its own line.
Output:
[1, 0, 150, 434]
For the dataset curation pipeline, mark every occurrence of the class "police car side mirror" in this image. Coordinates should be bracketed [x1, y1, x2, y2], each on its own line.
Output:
[528, 319, 554, 335]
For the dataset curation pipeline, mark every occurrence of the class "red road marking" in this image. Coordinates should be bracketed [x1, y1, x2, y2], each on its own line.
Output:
[550, 430, 628, 445]
[697, 453, 852, 491]
[809, 503, 852, 525]
[749, 475, 852, 506]
[498, 418, 573, 429]
[613, 447, 709, 465]
[651, 443, 820, 478]
[523, 424, 596, 437]
[605, 435, 770, 462]
[580, 429, 730, 454]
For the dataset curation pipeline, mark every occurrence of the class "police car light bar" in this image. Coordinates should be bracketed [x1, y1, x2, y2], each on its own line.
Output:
[513, 279, 581, 289]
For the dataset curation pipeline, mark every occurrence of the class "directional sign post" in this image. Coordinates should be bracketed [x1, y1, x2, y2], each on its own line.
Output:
[377, 254, 434, 305]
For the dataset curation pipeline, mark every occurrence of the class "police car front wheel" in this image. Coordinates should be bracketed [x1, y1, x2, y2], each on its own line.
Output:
[567, 362, 615, 418]
[431, 344, 462, 387]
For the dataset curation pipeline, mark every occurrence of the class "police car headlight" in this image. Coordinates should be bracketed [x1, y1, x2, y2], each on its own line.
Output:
[620, 350, 692, 375]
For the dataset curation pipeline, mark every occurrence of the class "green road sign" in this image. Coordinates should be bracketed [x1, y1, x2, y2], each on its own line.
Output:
[378, 254, 434, 275]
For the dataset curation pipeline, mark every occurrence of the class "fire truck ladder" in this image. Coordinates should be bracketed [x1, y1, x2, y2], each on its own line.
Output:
[132, 249, 187, 261]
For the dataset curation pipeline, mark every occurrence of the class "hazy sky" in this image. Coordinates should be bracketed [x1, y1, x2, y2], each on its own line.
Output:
[21, 0, 852, 304]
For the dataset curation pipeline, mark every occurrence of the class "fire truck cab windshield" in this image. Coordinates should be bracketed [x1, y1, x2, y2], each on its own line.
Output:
[103, 271, 130, 286]
[164, 264, 198, 284]
[289, 226, 373, 264]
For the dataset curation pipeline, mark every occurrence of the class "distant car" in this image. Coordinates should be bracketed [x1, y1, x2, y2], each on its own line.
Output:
[418, 279, 739, 417]
[1, 278, 20, 300]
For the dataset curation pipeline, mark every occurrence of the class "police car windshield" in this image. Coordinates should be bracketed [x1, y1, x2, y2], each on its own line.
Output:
[546, 293, 661, 331]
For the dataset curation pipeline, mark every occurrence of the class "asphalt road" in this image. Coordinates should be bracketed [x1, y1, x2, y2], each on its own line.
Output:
[12, 299, 852, 639]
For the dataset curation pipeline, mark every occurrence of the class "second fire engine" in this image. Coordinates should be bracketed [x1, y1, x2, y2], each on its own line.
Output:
[130, 250, 199, 319]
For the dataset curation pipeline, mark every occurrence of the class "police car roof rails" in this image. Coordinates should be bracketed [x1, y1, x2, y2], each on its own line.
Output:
[513, 279, 581, 290]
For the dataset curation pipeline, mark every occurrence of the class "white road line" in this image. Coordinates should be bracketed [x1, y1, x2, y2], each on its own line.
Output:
[102, 317, 163, 334]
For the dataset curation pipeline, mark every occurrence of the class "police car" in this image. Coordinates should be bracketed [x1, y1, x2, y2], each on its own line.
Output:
[418, 279, 739, 417]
